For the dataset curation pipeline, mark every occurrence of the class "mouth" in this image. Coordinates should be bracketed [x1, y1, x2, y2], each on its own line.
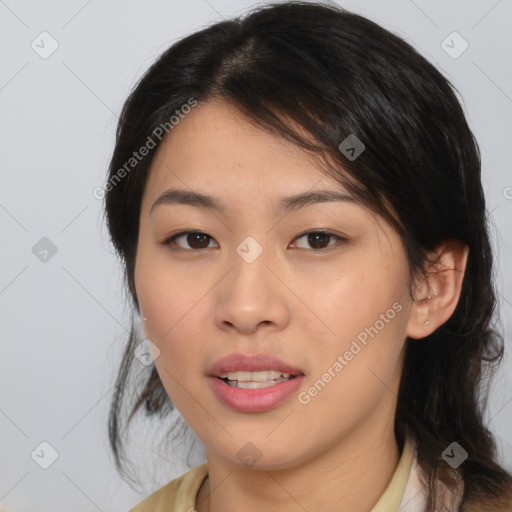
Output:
[217, 370, 302, 389]
[208, 370, 306, 413]
[207, 353, 306, 411]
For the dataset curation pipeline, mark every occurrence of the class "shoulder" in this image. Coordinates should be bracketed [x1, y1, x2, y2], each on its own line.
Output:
[398, 433, 464, 511]
[130, 462, 208, 512]
[403, 435, 512, 512]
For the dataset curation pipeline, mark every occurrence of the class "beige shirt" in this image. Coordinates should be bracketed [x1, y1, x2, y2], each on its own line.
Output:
[129, 433, 461, 511]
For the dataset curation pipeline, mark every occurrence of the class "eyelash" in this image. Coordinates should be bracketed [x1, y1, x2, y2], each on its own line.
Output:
[161, 230, 347, 253]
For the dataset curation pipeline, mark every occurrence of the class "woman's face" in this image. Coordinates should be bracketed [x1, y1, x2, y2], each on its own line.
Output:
[135, 99, 416, 470]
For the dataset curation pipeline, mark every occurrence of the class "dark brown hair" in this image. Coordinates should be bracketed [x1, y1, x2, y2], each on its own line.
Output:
[103, 2, 512, 509]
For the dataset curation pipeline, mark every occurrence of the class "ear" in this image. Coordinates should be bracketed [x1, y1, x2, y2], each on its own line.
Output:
[406, 239, 469, 340]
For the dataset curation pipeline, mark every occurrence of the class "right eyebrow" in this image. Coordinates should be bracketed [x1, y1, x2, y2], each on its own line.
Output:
[150, 188, 229, 216]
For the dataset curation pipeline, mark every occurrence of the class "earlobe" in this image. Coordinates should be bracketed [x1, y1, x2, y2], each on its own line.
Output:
[406, 240, 469, 340]
[142, 315, 149, 339]
[138, 307, 149, 338]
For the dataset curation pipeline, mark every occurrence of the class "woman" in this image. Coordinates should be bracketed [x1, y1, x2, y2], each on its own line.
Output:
[104, 2, 512, 510]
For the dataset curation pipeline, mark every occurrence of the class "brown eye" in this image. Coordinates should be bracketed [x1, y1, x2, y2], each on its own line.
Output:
[307, 232, 331, 249]
[290, 231, 345, 251]
[163, 230, 345, 252]
[163, 231, 217, 250]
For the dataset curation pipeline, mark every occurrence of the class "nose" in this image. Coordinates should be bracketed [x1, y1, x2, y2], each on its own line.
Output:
[214, 243, 291, 335]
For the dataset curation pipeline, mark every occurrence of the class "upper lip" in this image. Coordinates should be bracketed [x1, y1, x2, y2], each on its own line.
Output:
[208, 353, 305, 377]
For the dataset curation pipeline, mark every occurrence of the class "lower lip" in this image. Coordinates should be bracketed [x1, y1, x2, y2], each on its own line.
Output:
[208, 375, 305, 413]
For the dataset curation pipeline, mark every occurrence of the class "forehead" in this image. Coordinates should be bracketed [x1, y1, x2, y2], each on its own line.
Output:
[143, 99, 342, 201]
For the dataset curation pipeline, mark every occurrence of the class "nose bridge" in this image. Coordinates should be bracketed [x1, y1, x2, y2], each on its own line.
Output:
[235, 234, 266, 266]
[230, 233, 273, 298]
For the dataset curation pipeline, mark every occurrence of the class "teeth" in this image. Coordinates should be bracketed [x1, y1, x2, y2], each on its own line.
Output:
[226, 377, 291, 389]
[219, 370, 292, 381]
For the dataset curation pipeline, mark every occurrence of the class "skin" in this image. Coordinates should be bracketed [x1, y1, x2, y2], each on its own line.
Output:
[134, 99, 468, 512]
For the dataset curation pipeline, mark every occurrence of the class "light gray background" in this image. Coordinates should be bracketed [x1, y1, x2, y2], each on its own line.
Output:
[0, 0, 511, 511]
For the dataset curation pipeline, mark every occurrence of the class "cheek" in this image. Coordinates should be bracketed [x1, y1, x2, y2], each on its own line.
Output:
[296, 279, 409, 443]
[134, 252, 213, 371]
[299, 257, 411, 413]
[135, 243, 207, 339]
[136, 268, 209, 411]
[308, 256, 409, 344]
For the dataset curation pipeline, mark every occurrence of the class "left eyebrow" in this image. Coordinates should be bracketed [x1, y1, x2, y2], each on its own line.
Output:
[149, 187, 357, 217]
[275, 190, 357, 215]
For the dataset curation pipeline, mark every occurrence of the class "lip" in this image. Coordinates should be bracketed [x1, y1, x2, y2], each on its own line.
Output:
[208, 352, 305, 377]
[207, 353, 305, 413]
[207, 374, 305, 412]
